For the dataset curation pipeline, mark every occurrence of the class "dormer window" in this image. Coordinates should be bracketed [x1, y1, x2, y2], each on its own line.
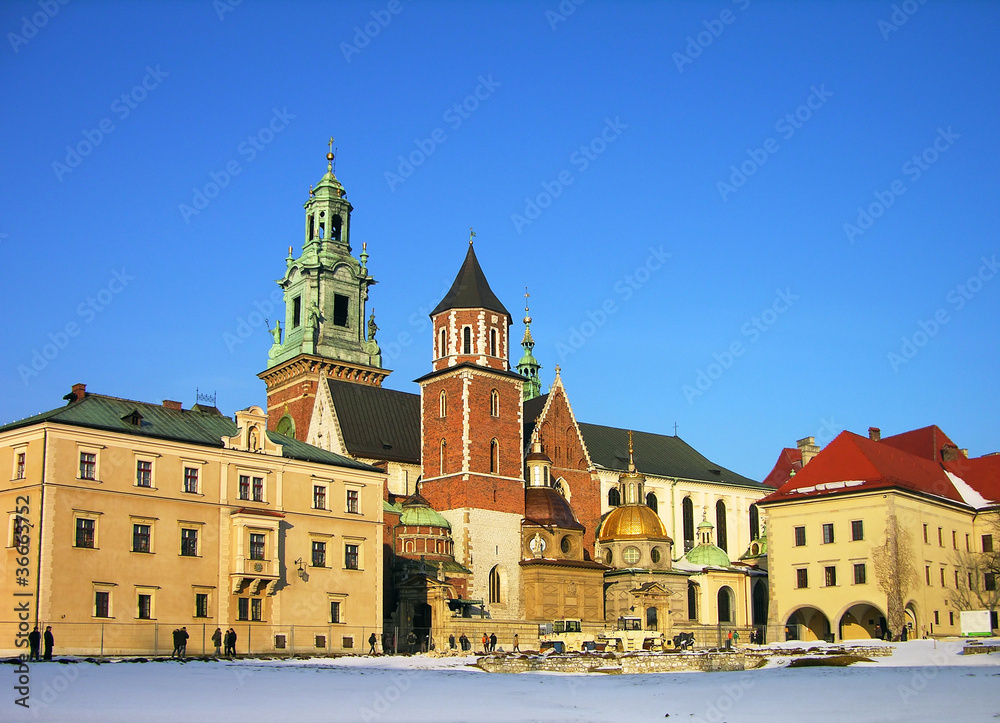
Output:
[121, 410, 143, 427]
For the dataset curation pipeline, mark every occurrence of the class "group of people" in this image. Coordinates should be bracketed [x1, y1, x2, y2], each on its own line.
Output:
[27, 626, 54, 661]
[480, 632, 500, 653]
[212, 627, 239, 657]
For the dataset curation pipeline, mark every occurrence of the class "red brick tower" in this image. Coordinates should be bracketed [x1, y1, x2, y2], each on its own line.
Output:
[417, 239, 526, 618]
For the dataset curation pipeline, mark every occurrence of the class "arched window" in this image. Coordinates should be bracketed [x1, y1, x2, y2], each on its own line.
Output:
[749, 504, 760, 541]
[608, 487, 621, 507]
[438, 327, 447, 358]
[687, 582, 698, 620]
[490, 439, 499, 474]
[439, 390, 447, 418]
[463, 326, 472, 354]
[716, 500, 728, 553]
[682, 497, 695, 552]
[488, 565, 502, 604]
[405, 540, 413, 553]
[718, 586, 733, 623]
[439, 439, 447, 476]
[490, 328, 497, 356]
[646, 491, 658, 513]
[490, 389, 499, 417]
[646, 606, 658, 631]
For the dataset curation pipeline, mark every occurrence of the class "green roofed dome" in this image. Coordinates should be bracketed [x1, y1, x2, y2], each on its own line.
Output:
[400, 492, 451, 530]
[684, 543, 731, 568]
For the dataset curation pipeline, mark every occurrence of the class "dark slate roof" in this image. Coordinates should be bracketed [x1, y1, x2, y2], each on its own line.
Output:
[430, 244, 511, 317]
[0, 392, 378, 472]
[578, 423, 761, 488]
[326, 379, 421, 464]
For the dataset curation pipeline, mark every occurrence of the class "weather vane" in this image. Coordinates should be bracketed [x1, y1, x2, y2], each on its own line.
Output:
[524, 287, 531, 324]
[327, 137, 335, 171]
[469, 227, 476, 245]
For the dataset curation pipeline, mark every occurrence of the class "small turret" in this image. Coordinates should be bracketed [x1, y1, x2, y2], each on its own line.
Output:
[516, 288, 542, 400]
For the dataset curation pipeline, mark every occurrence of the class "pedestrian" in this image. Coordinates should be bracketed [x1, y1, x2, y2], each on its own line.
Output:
[449, 633, 456, 650]
[459, 633, 468, 651]
[733, 630, 740, 648]
[171, 629, 182, 658]
[28, 626, 41, 661]
[874, 624, 881, 641]
[726, 630, 733, 650]
[482, 632, 489, 654]
[369, 632, 378, 655]
[406, 630, 417, 653]
[43, 626, 54, 660]
[212, 628, 223, 657]
[226, 628, 238, 657]
[489, 632, 497, 652]
[178, 626, 189, 658]
[512, 633, 520, 652]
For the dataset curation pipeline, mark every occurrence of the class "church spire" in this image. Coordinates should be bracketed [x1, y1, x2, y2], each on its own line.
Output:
[516, 287, 542, 400]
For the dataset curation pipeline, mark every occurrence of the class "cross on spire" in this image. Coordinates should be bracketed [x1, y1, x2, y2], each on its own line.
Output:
[327, 137, 335, 171]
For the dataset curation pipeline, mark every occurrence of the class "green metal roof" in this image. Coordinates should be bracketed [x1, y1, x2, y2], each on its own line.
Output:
[0, 393, 379, 472]
[683, 543, 731, 568]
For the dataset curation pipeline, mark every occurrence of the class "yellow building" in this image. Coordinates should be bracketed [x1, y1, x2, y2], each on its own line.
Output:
[759, 426, 999, 642]
[1, 384, 384, 656]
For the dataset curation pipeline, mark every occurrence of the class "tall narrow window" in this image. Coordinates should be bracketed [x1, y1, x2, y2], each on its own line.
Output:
[717, 587, 733, 623]
[825, 566, 837, 587]
[330, 601, 341, 623]
[94, 591, 110, 618]
[822, 523, 835, 544]
[489, 565, 501, 604]
[439, 390, 447, 417]
[292, 296, 302, 328]
[137, 594, 152, 620]
[749, 504, 759, 541]
[345, 544, 359, 570]
[313, 485, 326, 510]
[346, 489, 359, 514]
[252, 476, 264, 502]
[687, 582, 698, 620]
[715, 500, 728, 553]
[439, 439, 447, 476]
[15, 452, 26, 479]
[854, 563, 866, 584]
[490, 390, 499, 417]
[333, 294, 349, 327]
[646, 492, 658, 513]
[239, 475, 250, 500]
[794, 526, 806, 546]
[251, 598, 262, 621]
[490, 328, 497, 356]
[312, 540, 326, 567]
[682, 497, 694, 552]
[439, 328, 447, 357]
[463, 326, 472, 354]
[490, 439, 499, 474]
[238, 597, 249, 621]
[195, 593, 209, 618]
[608, 488, 621, 507]
[183, 467, 199, 494]
[79, 452, 96, 480]
[136, 460, 152, 487]
[851, 520, 864, 541]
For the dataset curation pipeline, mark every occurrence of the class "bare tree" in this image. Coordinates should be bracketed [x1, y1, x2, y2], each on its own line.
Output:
[949, 509, 1000, 611]
[872, 514, 917, 636]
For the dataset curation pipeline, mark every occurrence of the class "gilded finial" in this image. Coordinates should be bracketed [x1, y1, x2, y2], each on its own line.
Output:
[628, 430, 636, 471]
[287, 245, 293, 257]
[309, 184, 314, 197]
[327, 137, 335, 171]
[469, 227, 476, 245]
[523, 286, 531, 324]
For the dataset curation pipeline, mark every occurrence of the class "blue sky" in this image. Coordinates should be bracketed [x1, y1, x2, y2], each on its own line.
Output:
[2, 0, 998, 481]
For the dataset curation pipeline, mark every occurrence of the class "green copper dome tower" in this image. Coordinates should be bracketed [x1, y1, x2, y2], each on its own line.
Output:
[516, 288, 542, 401]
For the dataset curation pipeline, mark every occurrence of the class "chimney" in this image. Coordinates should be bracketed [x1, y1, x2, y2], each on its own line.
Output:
[941, 444, 960, 462]
[796, 436, 820, 466]
[960, 449, 969, 459]
[162, 400, 183, 411]
[70, 383, 87, 401]
[869, 427, 881, 442]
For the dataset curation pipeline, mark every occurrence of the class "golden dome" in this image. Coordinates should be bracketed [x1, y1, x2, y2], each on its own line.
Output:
[598, 505, 671, 542]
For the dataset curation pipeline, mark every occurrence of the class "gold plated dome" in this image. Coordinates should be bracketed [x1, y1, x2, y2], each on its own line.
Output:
[598, 505, 671, 542]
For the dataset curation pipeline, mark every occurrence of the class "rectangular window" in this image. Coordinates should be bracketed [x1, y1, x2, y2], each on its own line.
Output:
[955, 570, 960, 588]
[312, 540, 326, 568]
[251, 598, 262, 622]
[925, 565, 931, 585]
[238, 597, 249, 621]
[940, 568, 946, 587]
[80, 452, 96, 480]
[938, 527, 943, 546]
[854, 563, 866, 585]
[346, 489, 359, 514]
[252, 476, 264, 502]
[333, 294, 349, 327]
[183, 467, 199, 494]
[796, 568, 808, 589]
[137, 594, 151, 620]
[986, 573, 997, 592]
[132, 524, 151, 553]
[76, 518, 95, 548]
[822, 523, 834, 544]
[950, 611, 955, 626]
[15, 452, 26, 479]
[851, 520, 864, 541]
[292, 296, 301, 328]
[794, 526, 806, 547]
[313, 485, 326, 510]
[825, 566, 837, 587]
[330, 601, 341, 623]
[345, 543, 359, 570]
[94, 591, 110, 618]
[181, 528, 198, 557]
[923, 524, 928, 543]
[983, 535, 994, 553]
[952, 530, 957, 549]
[195, 593, 209, 618]
[239, 475, 250, 500]
[967, 533, 971, 552]
[249, 533, 265, 561]
[136, 460, 152, 487]
[934, 610, 940, 625]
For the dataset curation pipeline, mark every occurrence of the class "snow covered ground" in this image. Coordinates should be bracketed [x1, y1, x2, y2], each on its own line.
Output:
[6, 639, 1000, 722]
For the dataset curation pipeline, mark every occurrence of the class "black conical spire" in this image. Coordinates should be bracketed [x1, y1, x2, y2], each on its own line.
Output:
[430, 243, 510, 317]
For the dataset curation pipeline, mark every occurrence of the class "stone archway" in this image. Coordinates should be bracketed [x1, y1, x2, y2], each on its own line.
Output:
[838, 603, 887, 640]
[785, 607, 831, 642]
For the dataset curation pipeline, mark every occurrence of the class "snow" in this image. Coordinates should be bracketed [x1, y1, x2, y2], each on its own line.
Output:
[946, 470, 993, 508]
[7, 639, 1000, 722]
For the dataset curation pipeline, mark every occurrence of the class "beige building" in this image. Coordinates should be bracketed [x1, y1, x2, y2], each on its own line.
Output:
[759, 425, 999, 642]
[1, 384, 384, 656]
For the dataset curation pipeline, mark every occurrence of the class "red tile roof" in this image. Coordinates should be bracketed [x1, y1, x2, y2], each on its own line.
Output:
[758, 430, 992, 508]
[761, 447, 802, 489]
